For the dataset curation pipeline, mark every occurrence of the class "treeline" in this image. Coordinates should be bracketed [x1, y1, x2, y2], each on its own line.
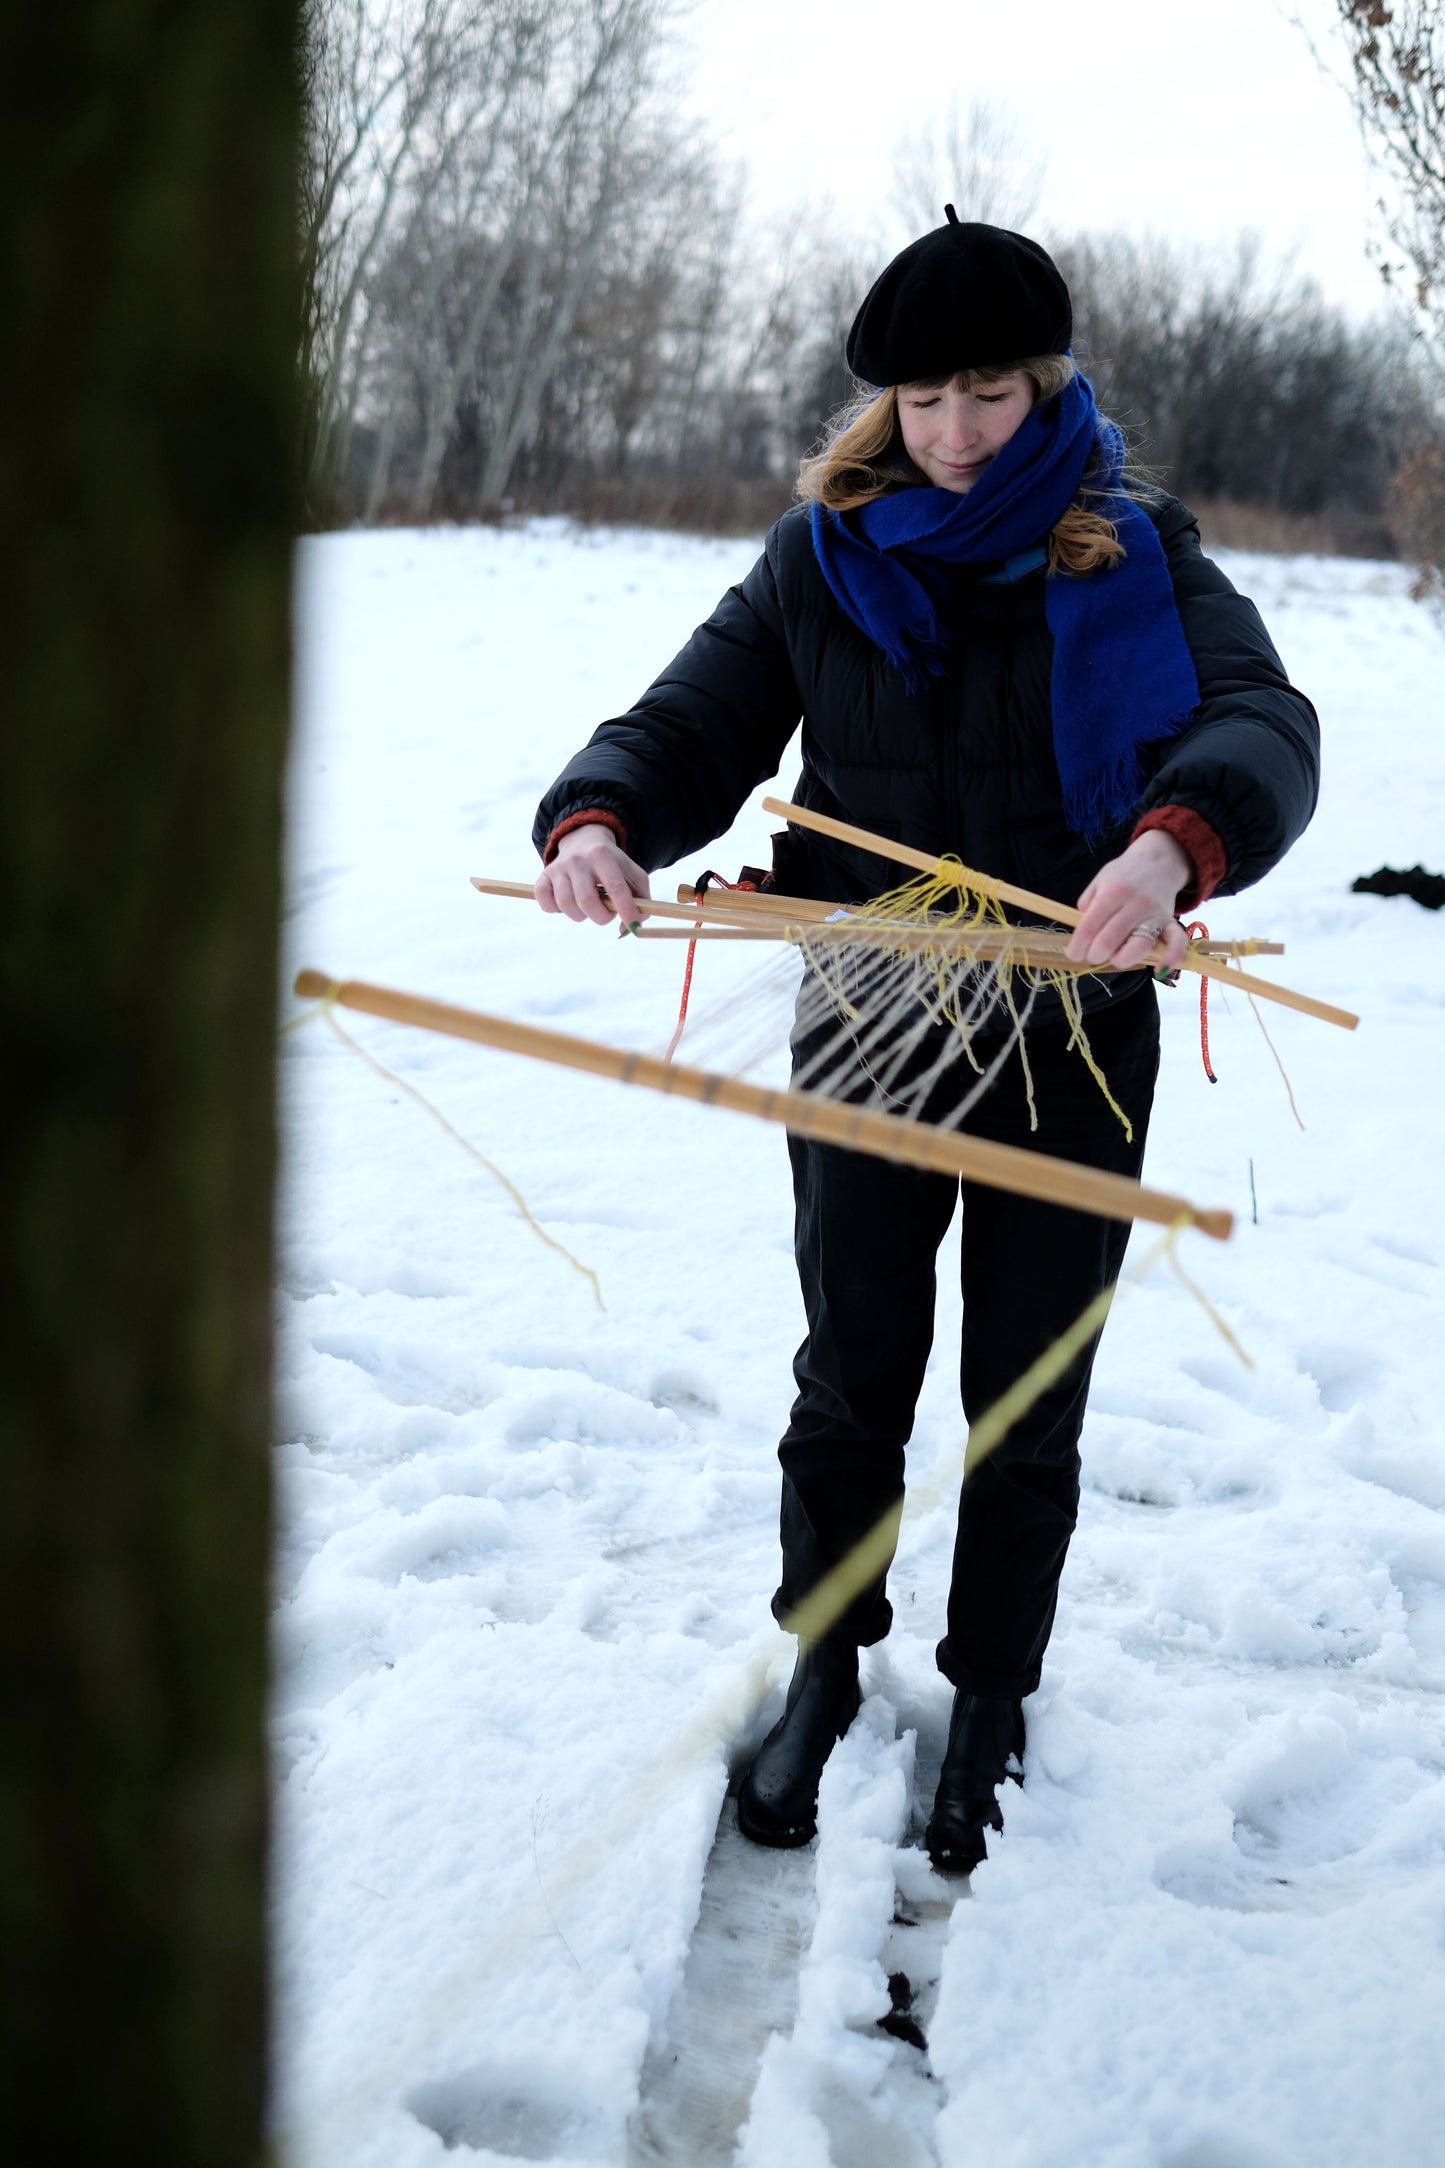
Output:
[302, 0, 1439, 554]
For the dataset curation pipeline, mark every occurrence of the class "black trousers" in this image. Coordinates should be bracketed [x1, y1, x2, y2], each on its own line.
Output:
[772, 981, 1160, 1699]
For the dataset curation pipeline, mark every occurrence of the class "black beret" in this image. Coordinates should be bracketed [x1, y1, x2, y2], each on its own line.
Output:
[846, 210, 1072, 386]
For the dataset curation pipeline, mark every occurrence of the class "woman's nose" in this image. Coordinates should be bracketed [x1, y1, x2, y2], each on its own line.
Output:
[940, 403, 978, 450]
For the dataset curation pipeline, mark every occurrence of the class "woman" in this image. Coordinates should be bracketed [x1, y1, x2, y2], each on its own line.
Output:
[532, 215, 1319, 1874]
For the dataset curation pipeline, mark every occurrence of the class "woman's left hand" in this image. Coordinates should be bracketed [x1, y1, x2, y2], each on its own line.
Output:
[1066, 830, 1193, 973]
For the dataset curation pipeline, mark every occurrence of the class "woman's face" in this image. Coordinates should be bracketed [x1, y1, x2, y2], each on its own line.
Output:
[896, 370, 1034, 491]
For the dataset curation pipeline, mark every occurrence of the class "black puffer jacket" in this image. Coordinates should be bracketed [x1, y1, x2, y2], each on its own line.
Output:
[535, 495, 1318, 965]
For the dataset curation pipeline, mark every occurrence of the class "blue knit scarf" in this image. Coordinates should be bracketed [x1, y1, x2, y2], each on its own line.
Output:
[809, 370, 1200, 838]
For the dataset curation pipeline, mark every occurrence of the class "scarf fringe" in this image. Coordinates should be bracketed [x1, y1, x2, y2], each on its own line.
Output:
[1062, 699, 1201, 842]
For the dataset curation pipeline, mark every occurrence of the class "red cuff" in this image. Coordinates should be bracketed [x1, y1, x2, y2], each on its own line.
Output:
[543, 808, 628, 864]
[1131, 805, 1227, 912]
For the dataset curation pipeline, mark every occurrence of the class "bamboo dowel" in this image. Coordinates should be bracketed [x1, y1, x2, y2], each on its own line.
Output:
[293, 970, 1234, 1241]
[638, 925, 1139, 967]
[634, 927, 773, 941]
[473, 874, 827, 940]
[637, 925, 1088, 955]
[480, 872, 1062, 949]
[676, 884, 837, 922]
[1173, 940, 1285, 959]
[638, 926, 1073, 954]
[677, 885, 1281, 954]
[471, 875, 712, 929]
[761, 796, 1074, 923]
[477, 871, 1283, 965]
[763, 797, 1358, 1032]
[1185, 949, 1357, 1030]
[653, 917, 1283, 963]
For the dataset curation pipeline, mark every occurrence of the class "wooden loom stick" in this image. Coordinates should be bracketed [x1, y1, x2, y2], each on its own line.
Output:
[637, 924, 1093, 956]
[479, 873, 1110, 954]
[655, 914, 1282, 962]
[677, 886, 1283, 956]
[636, 926, 1097, 959]
[761, 795, 1075, 922]
[472, 875, 729, 929]
[763, 797, 1359, 1033]
[476, 871, 1282, 963]
[475, 874, 846, 941]
[676, 883, 837, 922]
[483, 873, 1185, 965]
[293, 970, 1234, 1241]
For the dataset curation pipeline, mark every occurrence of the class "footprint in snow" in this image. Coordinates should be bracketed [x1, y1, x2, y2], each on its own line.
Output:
[319, 1495, 512, 1588]
[1296, 1338, 1382, 1415]
[1155, 1708, 1442, 1913]
[1175, 1353, 1258, 1406]
[408, 2068, 607, 2159]
[647, 1367, 722, 1419]
[310, 1331, 494, 1415]
[1367, 1229, 1437, 1270]
[502, 1379, 683, 1449]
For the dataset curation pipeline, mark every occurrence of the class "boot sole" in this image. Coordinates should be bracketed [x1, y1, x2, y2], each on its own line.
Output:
[923, 1823, 987, 1877]
[735, 1788, 817, 1849]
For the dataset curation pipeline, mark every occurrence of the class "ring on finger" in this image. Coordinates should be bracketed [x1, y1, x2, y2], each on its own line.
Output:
[1130, 920, 1166, 941]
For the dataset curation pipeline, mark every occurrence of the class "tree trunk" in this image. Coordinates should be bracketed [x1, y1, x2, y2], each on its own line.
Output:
[0, 6, 296, 2164]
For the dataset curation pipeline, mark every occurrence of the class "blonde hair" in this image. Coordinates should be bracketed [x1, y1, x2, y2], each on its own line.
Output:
[795, 354, 1126, 576]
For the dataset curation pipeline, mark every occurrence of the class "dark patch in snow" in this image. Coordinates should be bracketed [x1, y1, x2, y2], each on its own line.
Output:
[1351, 863, 1445, 910]
[877, 1970, 928, 2052]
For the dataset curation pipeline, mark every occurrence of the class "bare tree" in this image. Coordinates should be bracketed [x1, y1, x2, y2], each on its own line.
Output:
[470, 0, 666, 508]
[304, 0, 685, 517]
[301, 0, 538, 510]
[889, 95, 1046, 242]
[1308, 1, 1445, 598]
[1325, 0, 1444, 352]
[1059, 227, 1430, 543]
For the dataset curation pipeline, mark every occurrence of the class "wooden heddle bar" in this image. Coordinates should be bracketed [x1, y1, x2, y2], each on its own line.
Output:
[470, 874, 1283, 965]
[762, 796, 1359, 1032]
[293, 969, 1235, 1242]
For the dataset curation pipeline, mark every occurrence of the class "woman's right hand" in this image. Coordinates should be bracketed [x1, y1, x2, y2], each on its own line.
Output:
[534, 820, 652, 928]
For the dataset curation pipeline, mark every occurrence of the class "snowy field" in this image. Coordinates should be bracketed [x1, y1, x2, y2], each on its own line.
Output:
[276, 520, 1445, 2168]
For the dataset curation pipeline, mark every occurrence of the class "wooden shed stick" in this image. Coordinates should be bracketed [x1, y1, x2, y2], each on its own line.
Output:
[474, 874, 1279, 964]
[762, 797, 1358, 1032]
[676, 886, 1282, 956]
[293, 970, 1234, 1241]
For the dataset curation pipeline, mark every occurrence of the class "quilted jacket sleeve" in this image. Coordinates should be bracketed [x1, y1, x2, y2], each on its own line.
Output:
[533, 528, 803, 870]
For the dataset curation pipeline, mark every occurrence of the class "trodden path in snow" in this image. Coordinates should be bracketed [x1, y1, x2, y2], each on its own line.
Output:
[629, 1716, 958, 2168]
[275, 524, 1445, 2167]
[627, 1799, 816, 2164]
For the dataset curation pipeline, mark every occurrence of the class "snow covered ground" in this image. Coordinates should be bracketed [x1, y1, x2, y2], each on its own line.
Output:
[275, 520, 1445, 2168]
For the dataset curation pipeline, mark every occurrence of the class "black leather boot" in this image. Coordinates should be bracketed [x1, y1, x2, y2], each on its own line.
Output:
[736, 1640, 861, 1848]
[924, 1692, 1025, 1876]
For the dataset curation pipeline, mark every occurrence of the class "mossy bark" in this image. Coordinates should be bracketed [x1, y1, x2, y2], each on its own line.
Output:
[0, 6, 297, 2161]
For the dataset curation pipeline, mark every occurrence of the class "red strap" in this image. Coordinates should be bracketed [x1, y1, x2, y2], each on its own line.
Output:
[1185, 920, 1217, 1083]
[663, 870, 758, 1064]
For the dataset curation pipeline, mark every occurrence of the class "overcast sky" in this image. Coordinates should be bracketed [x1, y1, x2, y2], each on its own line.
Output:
[680, 0, 1388, 317]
